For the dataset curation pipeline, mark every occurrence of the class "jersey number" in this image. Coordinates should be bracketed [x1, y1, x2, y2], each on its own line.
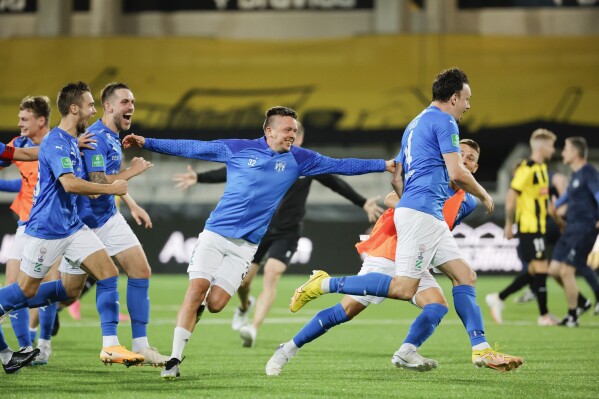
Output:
[405, 130, 414, 171]
[248, 159, 256, 167]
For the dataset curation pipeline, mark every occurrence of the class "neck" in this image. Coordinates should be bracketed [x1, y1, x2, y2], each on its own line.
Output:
[430, 101, 455, 120]
[57, 117, 79, 138]
[101, 116, 119, 133]
[570, 158, 586, 172]
[29, 127, 50, 145]
[530, 152, 545, 164]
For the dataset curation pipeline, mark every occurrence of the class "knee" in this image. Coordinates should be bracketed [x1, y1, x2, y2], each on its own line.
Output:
[387, 283, 416, 301]
[20, 284, 39, 299]
[206, 299, 226, 313]
[559, 266, 574, 279]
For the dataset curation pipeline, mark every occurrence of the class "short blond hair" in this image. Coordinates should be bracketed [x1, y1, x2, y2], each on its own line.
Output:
[530, 128, 556, 147]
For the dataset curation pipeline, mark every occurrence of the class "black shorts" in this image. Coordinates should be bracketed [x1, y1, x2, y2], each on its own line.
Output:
[552, 229, 596, 269]
[252, 230, 300, 266]
[517, 233, 547, 263]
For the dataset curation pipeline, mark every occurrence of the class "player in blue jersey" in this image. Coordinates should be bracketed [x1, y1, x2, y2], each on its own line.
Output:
[549, 137, 599, 326]
[291, 68, 523, 372]
[0, 81, 144, 367]
[266, 139, 480, 375]
[58, 82, 167, 366]
[122, 106, 394, 379]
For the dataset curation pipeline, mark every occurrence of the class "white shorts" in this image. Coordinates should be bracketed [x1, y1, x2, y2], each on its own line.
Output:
[93, 212, 140, 257]
[187, 229, 258, 297]
[7, 225, 26, 261]
[21, 226, 105, 279]
[349, 255, 442, 307]
[394, 208, 463, 279]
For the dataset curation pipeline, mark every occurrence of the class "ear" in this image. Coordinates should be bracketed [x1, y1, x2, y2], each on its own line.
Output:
[472, 163, 479, 174]
[70, 103, 79, 115]
[104, 101, 112, 113]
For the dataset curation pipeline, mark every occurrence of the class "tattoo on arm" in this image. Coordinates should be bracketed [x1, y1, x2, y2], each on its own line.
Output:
[88, 171, 109, 184]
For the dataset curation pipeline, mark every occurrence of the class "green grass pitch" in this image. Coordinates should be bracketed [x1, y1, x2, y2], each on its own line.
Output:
[1, 274, 598, 398]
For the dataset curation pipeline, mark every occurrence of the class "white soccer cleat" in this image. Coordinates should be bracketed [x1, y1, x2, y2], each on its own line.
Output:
[485, 292, 504, 324]
[265, 344, 291, 376]
[537, 314, 559, 326]
[137, 347, 170, 367]
[161, 358, 183, 380]
[391, 349, 438, 372]
[239, 325, 257, 348]
[232, 296, 255, 331]
[31, 342, 52, 366]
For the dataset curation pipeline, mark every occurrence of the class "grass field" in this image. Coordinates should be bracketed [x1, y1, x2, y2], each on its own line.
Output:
[1, 274, 598, 398]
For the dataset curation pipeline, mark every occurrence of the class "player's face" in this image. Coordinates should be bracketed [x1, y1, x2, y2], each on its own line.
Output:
[76, 91, 96, 134]
[266, 116, 297, 153]
[460, 143, 479, 174]
[107, 88, 135, 132]
[18, 109, 45, 138]
[561, 141, 576, 165]
[453, 84, 471, 123]
[540, 139, 555, 162]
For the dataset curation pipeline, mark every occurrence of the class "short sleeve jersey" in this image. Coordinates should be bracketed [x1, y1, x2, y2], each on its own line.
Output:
[563, 163, 599, 233]
[511, 159, 549, 234]
[395, 106, 461, 220]
[76, 119, 121, 228]
[25, 128, 84, 239]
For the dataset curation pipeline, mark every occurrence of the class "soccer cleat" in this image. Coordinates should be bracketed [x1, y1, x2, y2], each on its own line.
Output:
[472, 346, 523, 372]
[100, 345, 145, 367]
[513, 288, 536, 304]
[239, 325, 257, 348]
[265, 344, 291, 376]
[290, 270, 329, 313]
[31, 343, 52, 366]
[576, 299, 592, 318]
[231, 296, 255, 331]
[594, 302, 599, 316]
[136, 347, 170, 367]
[391, 349, 438, 372]
[558, 315, 579, 327]
[161, 357, 183, 380]
[537, 314, 559, 326]
[2, 348, 40, 374]
[196, 302, 206, 325]
[485, 292, 504, 324]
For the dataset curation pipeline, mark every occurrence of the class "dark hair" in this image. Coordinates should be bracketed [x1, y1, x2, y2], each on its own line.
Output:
[460, 138, 480, 156]
[263, 106, 297, 131]
[566, 136, 588, 159]
[101, 82, 130, 108]
[432, 68, 469, 102]
[20, 96, 51, 126]
[57, 81, 91, 116]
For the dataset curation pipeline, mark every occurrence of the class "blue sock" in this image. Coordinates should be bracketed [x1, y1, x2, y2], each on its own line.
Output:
[403, 303, 448, 347]
[0, 327, 8, 351]
[15, 280, 69, 310]
[0, 283, 29, 315]
[96, 276, 119, 337]
[30, 328, 37, 344]
[39, 302, 58, 341]
[328, 273, 392, 297]
[292, 303, 350, 348]
[10, 308, 32, 348]
[127, 278, 150, 339]
[452, 285, 487, 346]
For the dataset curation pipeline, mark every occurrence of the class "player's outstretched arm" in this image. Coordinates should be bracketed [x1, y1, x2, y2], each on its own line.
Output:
[443, 152, 493, 213]
[391, 162, 403, 199]
[121, 193, 152, 228]
[0, 143, 39, 162]
[59, 173, 127, 196]
[122, 134, 145, 148]
[384, 191, 399, 208]
[0, 178, 22, 193]
[105, 157, 153, 183]
[172, 165, 199, 191]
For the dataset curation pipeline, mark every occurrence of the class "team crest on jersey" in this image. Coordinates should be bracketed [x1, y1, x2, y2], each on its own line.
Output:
[37, 247, 47, 263]
[275, 161, 286, 172]
[414, 244, 426, 270]
[572, 179, 580, 189]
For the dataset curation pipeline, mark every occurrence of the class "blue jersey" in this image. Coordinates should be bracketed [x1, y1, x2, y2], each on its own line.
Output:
[25, 128, 85, 239]
[145, 136, 385, 243]
[560, 163, 599, 233]
[395, 106, 461, 220]
[455, 191, 477, 226]
[76, 119, 121, 228]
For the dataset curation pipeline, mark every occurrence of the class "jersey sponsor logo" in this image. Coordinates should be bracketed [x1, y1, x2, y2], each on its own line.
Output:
[275, 161, 286, 172]
[572, 179, 580, 188]
[92, 154, 105, 167]
[451, 134, 459, 147]
[55, 145, 64, 150]
[60, 157, 72, 168]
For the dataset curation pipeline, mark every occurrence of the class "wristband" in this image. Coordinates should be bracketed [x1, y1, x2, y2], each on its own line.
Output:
[0, 143, 15, 160]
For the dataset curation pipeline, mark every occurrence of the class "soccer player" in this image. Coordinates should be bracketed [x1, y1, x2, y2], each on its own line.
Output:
[486, 129, 560, 326]
[266, 139, 480, 376]
[0, 81, 143, 366]
[58, 82, 168, 365]
[549, 137, 599, 326]
[122, 106, 395, 379]
[172, 122, 383, 348]
[290, 68, 523, 372]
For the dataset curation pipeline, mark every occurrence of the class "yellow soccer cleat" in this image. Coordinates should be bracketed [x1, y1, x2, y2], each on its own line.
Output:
[100, 345, 145, 367]
[290, 270, 329, 313]
[472, 345, 523, 372]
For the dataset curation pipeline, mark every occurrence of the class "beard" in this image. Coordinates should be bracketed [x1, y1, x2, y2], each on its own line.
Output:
[76, 119, 87, 134]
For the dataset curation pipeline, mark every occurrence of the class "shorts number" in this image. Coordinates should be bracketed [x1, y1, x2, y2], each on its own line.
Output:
[533, 238, 545, 253]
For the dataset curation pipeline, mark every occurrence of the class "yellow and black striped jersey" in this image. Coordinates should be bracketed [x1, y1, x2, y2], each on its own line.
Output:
[511, 159, 550, 234]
